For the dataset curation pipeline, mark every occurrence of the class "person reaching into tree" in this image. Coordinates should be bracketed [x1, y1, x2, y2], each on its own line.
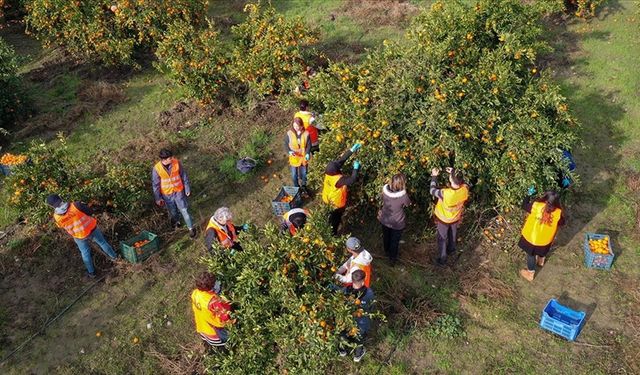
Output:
[190, 272, 232, 348]
[204, 207, 249, 253]
[322, 143, 362, 235]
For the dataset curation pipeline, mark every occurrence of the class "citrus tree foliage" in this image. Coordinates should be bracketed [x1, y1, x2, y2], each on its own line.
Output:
[25, 0, 208, 66]
[0, 37, 26, 130]
[6, 137, 148, 224]
[203, 211, 379, 374]
[155, 19, 229, 103]
[307, 0, 578, 208]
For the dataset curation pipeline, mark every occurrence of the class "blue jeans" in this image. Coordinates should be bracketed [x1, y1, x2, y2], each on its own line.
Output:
[164, 192, 193, 229]
[73, 228, 118, 274]
[290, 165, 308, 187]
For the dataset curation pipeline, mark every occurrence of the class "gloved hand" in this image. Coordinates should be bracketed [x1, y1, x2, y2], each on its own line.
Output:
[242, 223, 250, 231]
[353, 160, 361, 170]
[527, 185, 536, 196]
[350, 143, 362, 152]
[561, 177, 571, 188]
[230, 249, 237, 256]
[288, 151, 295, 156]
[305, 153, 310, 161]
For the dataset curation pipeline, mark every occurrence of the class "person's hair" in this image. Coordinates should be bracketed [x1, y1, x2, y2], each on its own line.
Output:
[292, 117, 304, 131]
[290, 214, 307, 229]
[299, 100, 309, 111]
[389, 173, 406, 192]
[159, 149, 173, 159]
[352, 269, 366, 283]
[213, 207, 233, 224]
[195, 272, 216, 291]
[450, 168, 464, 185]
[538, 191, 561, 225]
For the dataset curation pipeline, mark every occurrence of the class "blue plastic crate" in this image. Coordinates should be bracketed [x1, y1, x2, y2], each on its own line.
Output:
[0, 164, 10, 176]
[539, 299, 586, 341]
[583, 233, 614, 270]
[271, 186, 302, 216]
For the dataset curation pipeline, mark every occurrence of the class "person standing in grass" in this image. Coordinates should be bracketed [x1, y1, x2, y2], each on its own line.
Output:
[204, 207, 248, 252]
[152, 149, 196, 238]
[322, 143, 362, 235]
[430, 167, 469, 266]
[339, 269, 374, 363]
[285, 117, 311, 193]
[191, 272, 232, 348]
[518, 190, 565, 282]
[46, 194, 118, 278]
[294, 100, 320, 153]
[378, 173, 411, 266]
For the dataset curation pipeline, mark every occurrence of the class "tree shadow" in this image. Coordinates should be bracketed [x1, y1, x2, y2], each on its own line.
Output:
[555, 290, 598, 327]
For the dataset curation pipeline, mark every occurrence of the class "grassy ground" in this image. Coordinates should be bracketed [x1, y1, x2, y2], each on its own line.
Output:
[1, 1, 639, 374]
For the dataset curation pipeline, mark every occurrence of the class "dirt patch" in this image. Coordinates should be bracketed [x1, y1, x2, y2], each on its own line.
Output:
[157, 101, 220, 132]
[338, 0, 418, 28]
[625, 171, 640, 231]
[146, 341, 206, 375]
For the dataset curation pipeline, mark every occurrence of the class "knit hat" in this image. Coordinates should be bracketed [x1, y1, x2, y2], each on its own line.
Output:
[159, 149, 173, 159]
[325, 161, 340, 175]
[346, 237, 362, 252]
[46, 194, 63, 208]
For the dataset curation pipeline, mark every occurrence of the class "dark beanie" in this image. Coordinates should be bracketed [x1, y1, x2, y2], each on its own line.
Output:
[325, 161, 340, 175]
[159, 149, 173, 159]
[46, 194, 63, 208]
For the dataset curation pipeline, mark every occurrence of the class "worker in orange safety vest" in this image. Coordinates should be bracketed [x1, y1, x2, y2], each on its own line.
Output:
[322, 143, 362, 236]
[152, 149, 196, 238]
[47, 194, 119, 278]
[518, 190, 564, 281]
[286, 118, 311, 193]
[334, 237, 373, 288]
[281, 207, 309, 236]
[430, 167, 469, 267]
[204, 207, 249, 252]
[294, 100, 320, 153]
[191, 272, 232, 347]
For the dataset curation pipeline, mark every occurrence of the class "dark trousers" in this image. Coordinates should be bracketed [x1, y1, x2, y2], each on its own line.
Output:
[382, 225, 403, 261]
[329, 207, 346, 236]
[436, 220, 459, 261]
[526, 254, 537, 271]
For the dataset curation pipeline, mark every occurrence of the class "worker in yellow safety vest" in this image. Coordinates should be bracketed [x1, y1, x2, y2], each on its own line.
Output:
[282, 207, 309, 235]
[191, 272, 232, 347]
[518, 189, 564, 281]
[430, 167, 469, 267]
[204, 207, 249, 252]
[152, 149, 196, 238]
[294, 100, 320, 153]
[322, 143, 362, 235]
[286, 118, 312, 194]
[47, 194, 119, 278]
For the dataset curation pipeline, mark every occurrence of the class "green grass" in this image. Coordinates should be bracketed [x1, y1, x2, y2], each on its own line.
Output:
[1, 1, 640, 374]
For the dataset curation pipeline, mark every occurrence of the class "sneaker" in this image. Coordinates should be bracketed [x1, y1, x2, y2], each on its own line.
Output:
[87, 271, 97, 279]
[353, 347, 366, 362]
[171, 219, 182, 229]
[435, 257, 447, 267]
[338, 348, 348, 357]
[519, 269, 535, 282]
[189, 228, 197, 239]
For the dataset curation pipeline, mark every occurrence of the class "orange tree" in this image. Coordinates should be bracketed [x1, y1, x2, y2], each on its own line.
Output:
[0, 36, 27, 134]
[306, 0, 579, 209]
[155, 19, 229, 103]
[229, 3, 318, 100]
[203, 210, 381, 374]
[24, 0, 207, 66]
[5, 137, 148, 224]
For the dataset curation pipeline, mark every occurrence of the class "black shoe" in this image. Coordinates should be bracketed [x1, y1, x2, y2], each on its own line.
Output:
[189, 228, 197, 239]
[388, 258, 398, 267]
[338, 348, 348, 357]
[435, 257, 447, 267]
[353, 347, 366, 362]
[171, 219, 182, 229]
[87, 271, 97, 279]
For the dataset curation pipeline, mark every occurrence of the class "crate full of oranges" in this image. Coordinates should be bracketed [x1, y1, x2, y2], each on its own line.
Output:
[120, 231, 160, 264]
[583, 233, 614, 270]
[0, 153, 28, 176]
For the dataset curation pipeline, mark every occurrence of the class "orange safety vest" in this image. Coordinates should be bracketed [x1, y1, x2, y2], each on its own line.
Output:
[283, 208, 309, 235]
[191, 289, 227, 338]
[287, 130, 309, 167]
[294, 111, 319, 146]
[356, 263, 372, 288]
[206, 218, 238, 249]
[53, 203, 97, 239]
[322, 174, 348, 209]
[434, 185, 469, 224]
[154, 159, 184, 196]
[521, 202, 562, 246]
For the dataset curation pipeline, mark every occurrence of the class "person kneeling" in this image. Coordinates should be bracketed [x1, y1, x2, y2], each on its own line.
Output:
[204, 207, 248, 253]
